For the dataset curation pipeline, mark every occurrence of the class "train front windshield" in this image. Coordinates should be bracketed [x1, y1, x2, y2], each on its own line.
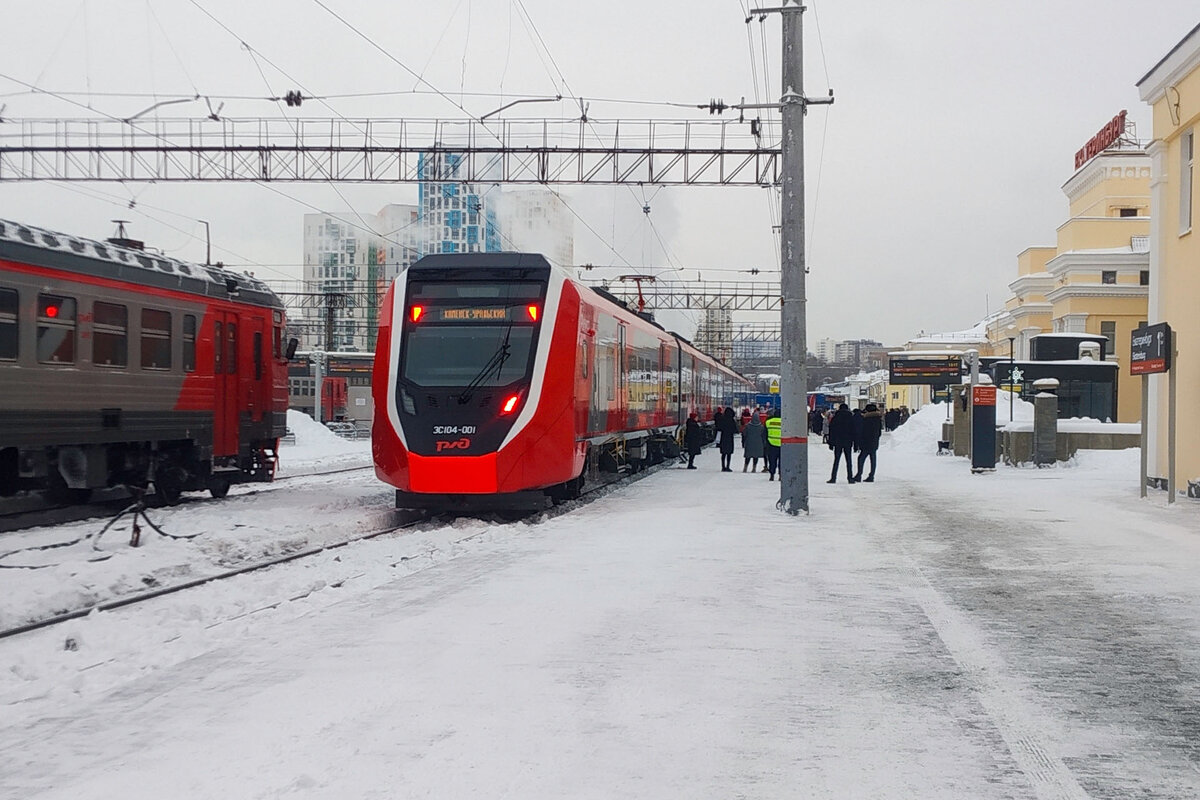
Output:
[400, 278, 545, 389]
[402, 325, 535, 387]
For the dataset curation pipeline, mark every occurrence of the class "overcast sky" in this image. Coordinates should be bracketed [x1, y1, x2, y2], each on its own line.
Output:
[1, 1, 1197, 345]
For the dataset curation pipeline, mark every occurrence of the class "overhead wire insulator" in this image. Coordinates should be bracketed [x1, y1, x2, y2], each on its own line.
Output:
[284, 90, 304, 107]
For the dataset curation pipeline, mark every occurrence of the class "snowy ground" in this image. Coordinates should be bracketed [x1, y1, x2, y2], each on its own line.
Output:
[3, 404, 1200, 798]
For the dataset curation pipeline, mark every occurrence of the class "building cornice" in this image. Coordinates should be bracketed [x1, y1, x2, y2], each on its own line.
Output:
[1010, 273, 1055, 296]
[1137, 21, 1200, 103]
[1061, 151, 1150, 199]
[1045, 250, 1149, 277]
[1045, 284, 1149, 303]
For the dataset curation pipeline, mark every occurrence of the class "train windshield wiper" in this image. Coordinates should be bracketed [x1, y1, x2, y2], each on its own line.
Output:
[458, 323, 513, 404]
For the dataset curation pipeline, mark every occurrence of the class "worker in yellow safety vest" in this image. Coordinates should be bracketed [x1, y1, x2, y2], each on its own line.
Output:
[764, 411, 782, 481]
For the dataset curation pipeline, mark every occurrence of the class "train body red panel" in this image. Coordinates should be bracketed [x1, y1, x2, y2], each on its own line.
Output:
[372, 253, 754, 508]
[0, 218, 291, 502]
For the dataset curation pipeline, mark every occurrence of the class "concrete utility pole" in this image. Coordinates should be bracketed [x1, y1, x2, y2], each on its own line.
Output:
[754, 0, 833, 514]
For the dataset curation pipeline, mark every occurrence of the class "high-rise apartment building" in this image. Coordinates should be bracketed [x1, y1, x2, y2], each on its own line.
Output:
[301, 204, 419, 351]
[417, 152, 500, 256]
[493, 188, 574, 268]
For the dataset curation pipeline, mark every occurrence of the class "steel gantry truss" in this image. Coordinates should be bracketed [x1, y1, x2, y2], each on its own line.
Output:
[591, 278, 780, 312]
[0, 117, 781, 186]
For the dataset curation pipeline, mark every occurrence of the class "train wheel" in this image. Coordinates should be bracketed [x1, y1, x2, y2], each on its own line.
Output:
[208, 475, 231, 499]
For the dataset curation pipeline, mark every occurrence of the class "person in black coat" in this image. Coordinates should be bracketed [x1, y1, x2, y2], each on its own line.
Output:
[717, 406, 738, 472]
[853, 403, 884, 482]
[826, 403, 855, 484]
[683, 413, 704, 469]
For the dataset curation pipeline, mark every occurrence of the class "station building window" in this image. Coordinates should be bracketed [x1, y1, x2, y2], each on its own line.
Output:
[1101, 270, 1117, 285]
[93, 302, 128, 367]
[1182, 129, 1194, 234]
[0, 287, 16, 361]
[141, 308, 172, 370]
[37, 294, 76, 364]
[1100, 321, 1117, 355]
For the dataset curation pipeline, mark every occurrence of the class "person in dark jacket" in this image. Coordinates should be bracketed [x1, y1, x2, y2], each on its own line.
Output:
[850, 407, 864, 453]
[826, 403, 855, 483]
[853, 403, 884, 482]
[717, 407, 738, 471]
[741, 412, 766, 472]
[683, 413, 704, 469]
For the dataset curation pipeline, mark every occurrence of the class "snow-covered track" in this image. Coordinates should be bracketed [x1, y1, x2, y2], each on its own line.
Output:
[0, 509, 431, 641]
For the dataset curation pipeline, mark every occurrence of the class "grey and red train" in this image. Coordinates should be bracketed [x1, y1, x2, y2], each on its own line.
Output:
[372, 253, 755, 509]
[0, 219, 292, 503]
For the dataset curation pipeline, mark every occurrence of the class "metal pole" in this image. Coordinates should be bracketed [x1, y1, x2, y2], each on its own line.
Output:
[1140, 375, 1148, 499]
[200, 220, 211, 265]
[313, 351, 324, 424]
[1168, 330, 1177, 505]
[1008, 337, 1015, 422]
[778, 0, 809, 514]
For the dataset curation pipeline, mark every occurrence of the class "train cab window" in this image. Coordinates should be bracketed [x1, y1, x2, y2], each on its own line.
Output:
[92, 302, 128, 367]
[183, 315, 196, 372]
[0, 288, 16, 361]
[253, 332, 263, 379]
[140, 308, 172, 370]
[213, 321, 223, 373]
[581, 339, 589, 378]
[226, 323, 238, 374]
[36, 294, 76, 364]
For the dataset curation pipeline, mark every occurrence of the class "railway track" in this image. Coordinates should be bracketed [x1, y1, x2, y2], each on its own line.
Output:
[0, 463, 375, 534]
[0, 457, 677, 642]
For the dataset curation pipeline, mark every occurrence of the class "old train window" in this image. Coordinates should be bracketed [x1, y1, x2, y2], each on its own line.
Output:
[37, 294, 76, 364]
[183, 315, 196, 372]
[226, 323, 237, 374]
[141, 308, 172, 370]
[214, 321, 223, 373]
[93, 302, 128, 367]
[0, 288, 17, 361]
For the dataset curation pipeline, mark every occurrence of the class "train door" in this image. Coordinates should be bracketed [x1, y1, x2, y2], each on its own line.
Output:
[619, 325, 630, 429]
[247, 315, 266, 422]
[212, 312, 240, 458]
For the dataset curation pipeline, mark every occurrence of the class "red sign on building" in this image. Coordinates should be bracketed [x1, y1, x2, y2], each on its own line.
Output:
[1075, 110, 1127, 169]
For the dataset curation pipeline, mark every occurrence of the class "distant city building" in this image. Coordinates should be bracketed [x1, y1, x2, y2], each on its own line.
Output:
[417, 151, 500, 256]
[301, 204, 419, 351]
[814, 337, 837, 363]
[833, 339, 883, 367]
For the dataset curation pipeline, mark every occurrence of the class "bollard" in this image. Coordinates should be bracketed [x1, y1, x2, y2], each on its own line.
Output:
[1032, 378, 1059, 467]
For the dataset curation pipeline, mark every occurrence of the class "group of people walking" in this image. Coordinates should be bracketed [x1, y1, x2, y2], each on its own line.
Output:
[683, 406, 783, 480]
[824, 403, 883, 484]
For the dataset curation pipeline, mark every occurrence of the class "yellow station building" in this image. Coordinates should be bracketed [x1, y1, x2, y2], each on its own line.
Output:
[1137, 21, 1200, 493]
[988, 142, 1150, 422]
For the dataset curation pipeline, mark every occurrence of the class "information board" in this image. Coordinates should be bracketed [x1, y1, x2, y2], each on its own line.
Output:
[889, 356, 962, 386]
[1130, 322, 1172, 375]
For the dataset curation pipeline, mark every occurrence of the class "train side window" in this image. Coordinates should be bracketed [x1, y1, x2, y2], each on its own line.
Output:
[183, 315, 196, 372]
[140, 308, 172, 370]
[273, 325, 282, 359]
[213, 321, 223, 373]
[227, 323, 238, 374]
[253, 331, 263, 379]
[37, 294, 76, 364]
[92, 302, 128, 367]
[0, 288, 16, 361]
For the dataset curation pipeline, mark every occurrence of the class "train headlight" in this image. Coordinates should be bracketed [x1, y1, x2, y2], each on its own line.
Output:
[401, 388, 417, 415]
[500, 393, 521, 415]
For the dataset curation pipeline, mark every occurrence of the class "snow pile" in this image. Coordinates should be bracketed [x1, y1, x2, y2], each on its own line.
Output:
[277, 409, 370, 476]
[888, 403, 949, 454]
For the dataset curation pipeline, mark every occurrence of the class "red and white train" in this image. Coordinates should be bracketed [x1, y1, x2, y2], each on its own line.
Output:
[372, 253, 754, 509]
